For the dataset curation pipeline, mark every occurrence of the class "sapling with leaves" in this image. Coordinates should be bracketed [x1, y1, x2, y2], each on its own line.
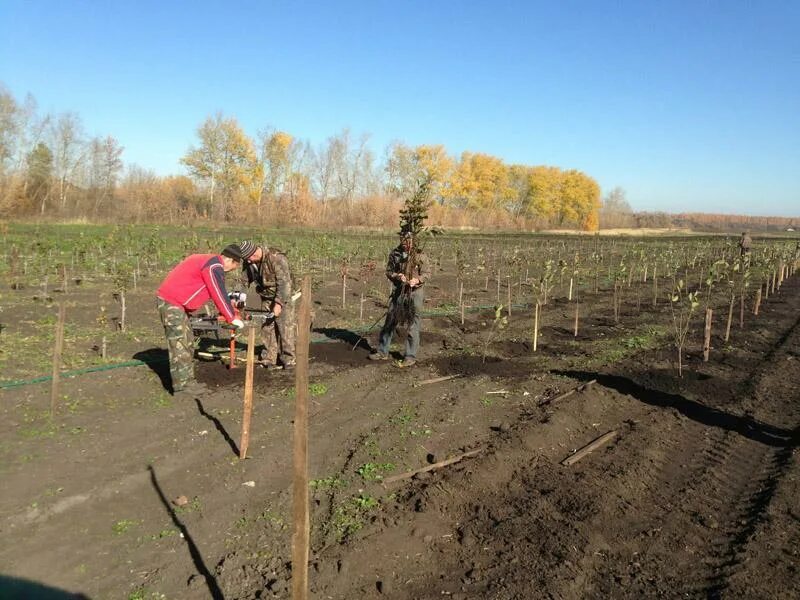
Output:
[531, 259, 555, 351]
[340, 256, 350, 309]
[482, 305, 508, 363]
[358, 258, 377, 321]
[454, 241, 468, 311]
[701, 259, 728, 360]
[111, 260, 134, 331]
[668, 279, 699, 377]
[612, 260, 627, 323]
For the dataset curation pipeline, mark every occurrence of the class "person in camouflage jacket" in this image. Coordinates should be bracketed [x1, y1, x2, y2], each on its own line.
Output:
[238, 240, 296, 369]
[368, 231, 431, 367]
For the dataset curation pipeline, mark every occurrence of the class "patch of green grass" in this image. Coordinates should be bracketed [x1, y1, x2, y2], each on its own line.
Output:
[112, 519, 138, 535]
[285, 382, 329, 398]
[585, 325, 668, 367]
[356, 462, 395, 481]
[310, 475, 346, 490]
[152, 391, 172, 408]
[389, 405, 415, 426]
[19, 423, 58, 439]
[330, 493, 381, 541]
[150, 528, 177, 540]
[128, 588, 167, 600]
[480, 396, 494, 407]
[174, 497, 202, 514]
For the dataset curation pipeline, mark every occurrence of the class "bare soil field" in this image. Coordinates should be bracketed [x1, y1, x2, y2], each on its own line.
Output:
[1, 259, 798, 599]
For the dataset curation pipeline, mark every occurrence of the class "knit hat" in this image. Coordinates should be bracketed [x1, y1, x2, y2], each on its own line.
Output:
[238, 240, 257, 259]
[221, 244, 244, 261]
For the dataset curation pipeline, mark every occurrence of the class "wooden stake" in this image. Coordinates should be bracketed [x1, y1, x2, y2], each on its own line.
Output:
[533, 302, 539, 352]
[120, 291, 126, 332]
[573, 300, 579, 337]
[561, 430, 618, 466]
[754, 287, 762, 315]
[291, 276, 311, 600]
[50, 303, 66, 417]
[568, 277, 573, 301]
[239, 325, 257, 459]
[703, 308, 712, 362]
[724, 295, 734, 342]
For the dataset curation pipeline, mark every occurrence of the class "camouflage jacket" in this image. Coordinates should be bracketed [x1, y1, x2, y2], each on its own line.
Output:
[385, 246, 431, 289]
[243, 246, 293, 307]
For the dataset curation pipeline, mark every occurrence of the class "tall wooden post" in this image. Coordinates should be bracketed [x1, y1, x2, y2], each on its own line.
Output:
[533, 302, 539, 352]
[703, 308, 712, 362]
[50, 303, 66, 418]
[239, 325, 257, 459]
[292, 277, 311, 600]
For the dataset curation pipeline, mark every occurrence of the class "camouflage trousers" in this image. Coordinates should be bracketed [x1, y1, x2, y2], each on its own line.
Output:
[260, 299, 296, 367]
[157, 298, 194, 391]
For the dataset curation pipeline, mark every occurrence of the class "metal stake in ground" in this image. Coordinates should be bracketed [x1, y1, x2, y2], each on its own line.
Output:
[239, 325, 257, 459]
[292, 276, 311, 600]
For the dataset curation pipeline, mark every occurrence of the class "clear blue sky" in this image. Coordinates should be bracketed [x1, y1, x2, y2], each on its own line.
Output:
[2, 1, 798, 216]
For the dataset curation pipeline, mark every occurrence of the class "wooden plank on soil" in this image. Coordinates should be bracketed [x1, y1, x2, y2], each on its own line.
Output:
[382, 449, 483, 484]
[538, 379, 597, 406]
[561, 430, 618, 466]
[417, 374, 462, 386]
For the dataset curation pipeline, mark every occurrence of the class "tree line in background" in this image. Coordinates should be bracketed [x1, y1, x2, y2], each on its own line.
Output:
[0, 84, 601, 230]
[1, 84, 795, 233]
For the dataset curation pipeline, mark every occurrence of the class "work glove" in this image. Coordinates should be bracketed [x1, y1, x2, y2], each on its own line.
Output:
[231, 318, 245, 329]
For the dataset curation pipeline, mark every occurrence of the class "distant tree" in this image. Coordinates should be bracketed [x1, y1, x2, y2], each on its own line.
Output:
[0, 85, 21, 176]
[26, 142, 53, 214]
[600, 186, 635, 228]
[50, 112, 87, 211]
[446, 151, 513, 211]
[88, 135, 124, 215]
[181, 113, 259, 219]
[558, 169, 600, 230]
[258, 129, 295, 202]
[385, 142, 453, 204]
[525, 166, 562, 224]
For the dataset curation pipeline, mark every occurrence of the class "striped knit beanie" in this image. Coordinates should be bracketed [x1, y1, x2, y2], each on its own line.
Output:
[238, 240, 257, 259]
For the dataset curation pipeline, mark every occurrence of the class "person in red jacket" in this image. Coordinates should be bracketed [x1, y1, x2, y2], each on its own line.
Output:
[156, 244, 245, 394]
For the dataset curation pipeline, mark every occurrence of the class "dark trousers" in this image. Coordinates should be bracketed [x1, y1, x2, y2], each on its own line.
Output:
[377, 287, 424, 358]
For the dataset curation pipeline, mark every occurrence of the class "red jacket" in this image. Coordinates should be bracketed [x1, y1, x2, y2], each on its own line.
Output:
[157, 254, 236, 322]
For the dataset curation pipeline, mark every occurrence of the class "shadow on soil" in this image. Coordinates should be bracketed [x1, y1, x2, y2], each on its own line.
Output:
[195, 398, 239, 456]
[558, 370, 799, 448]
[0, 575, 89, 599]
[313, 327, 372, 351]
[133, 348, 172, 393]
[148, 465, 225, 600]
